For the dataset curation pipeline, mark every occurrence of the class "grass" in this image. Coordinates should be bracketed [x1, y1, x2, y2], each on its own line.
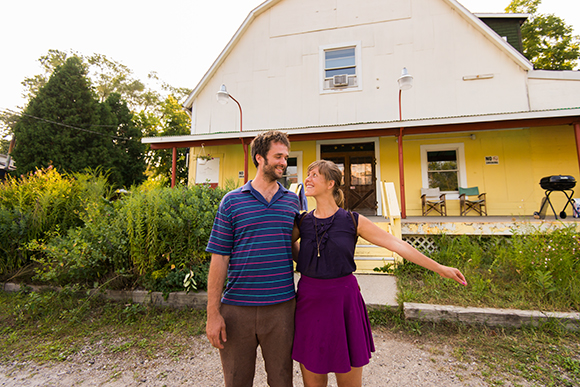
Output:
[390, 230, 580, 313]
[0, 288, 206, 366]
[1, 227, 579, 385]
[1, 288, 578, 386]
[368, 308, 580, 387]
[368, 229, 580, 386]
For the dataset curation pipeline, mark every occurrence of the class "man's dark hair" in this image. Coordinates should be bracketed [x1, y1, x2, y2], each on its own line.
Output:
[250, 131, 290, 167]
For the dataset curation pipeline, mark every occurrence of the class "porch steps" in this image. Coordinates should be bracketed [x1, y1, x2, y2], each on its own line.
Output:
[354, 223, 397, 273]
[290, 181, 404, 274]
[354, 181, 403, 274]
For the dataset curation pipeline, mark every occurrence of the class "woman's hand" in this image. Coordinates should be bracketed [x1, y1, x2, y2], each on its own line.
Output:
[437, 265, 467, 286]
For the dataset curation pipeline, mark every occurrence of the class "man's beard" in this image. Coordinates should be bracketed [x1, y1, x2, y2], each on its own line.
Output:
[263, 157, 285, 183]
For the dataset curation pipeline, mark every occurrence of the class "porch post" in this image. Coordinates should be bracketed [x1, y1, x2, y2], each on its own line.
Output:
[171, 147, 177, 188]
[398, 89, 407, 219]
[398, 127, 406, 219]
[241, 138, 249, 184]
[575, 122, 580, 175]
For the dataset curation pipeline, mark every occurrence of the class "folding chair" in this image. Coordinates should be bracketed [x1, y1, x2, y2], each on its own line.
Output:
[459, 187, 487, 216]
[421, 187, 447, 216]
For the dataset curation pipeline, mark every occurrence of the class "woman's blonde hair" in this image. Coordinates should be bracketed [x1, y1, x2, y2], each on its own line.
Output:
[307, 160, 345, 208]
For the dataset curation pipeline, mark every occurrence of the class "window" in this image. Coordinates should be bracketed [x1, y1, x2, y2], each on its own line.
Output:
[427, 150, 458, 191]
[420, 144, 467, 199]
[277, 151, 302, 189]
[325, 48, 356, 78]
[350, 157, 373, 186]
[320, 42, 362, 92]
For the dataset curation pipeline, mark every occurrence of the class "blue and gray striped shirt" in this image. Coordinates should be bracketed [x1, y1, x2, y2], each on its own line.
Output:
[206, 181, 300, 306]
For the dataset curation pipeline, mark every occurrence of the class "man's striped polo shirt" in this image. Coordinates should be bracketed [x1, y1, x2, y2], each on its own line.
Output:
[206, 181, 300, 306]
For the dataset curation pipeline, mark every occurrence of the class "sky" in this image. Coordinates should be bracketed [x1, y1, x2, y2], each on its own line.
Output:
[1, 0, 579, 114]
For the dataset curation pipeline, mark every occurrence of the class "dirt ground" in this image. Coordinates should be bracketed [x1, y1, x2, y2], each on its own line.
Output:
[0, 328, 533, 387]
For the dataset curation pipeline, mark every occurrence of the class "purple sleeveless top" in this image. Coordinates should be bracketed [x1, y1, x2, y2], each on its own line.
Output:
[295, 208, 359, 279]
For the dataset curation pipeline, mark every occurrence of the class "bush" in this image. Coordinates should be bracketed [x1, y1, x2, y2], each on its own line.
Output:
[28, 182, 226, 291]
[0, 167, 110, 275]
[395, 225, 580, 312]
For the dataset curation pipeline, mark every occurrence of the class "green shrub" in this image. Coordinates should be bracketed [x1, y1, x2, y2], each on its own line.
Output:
[0, 167, 110, 275]
[29, 182, 226, 290]
[121, 183, 225, 274]
[395, 225, 580, 312]
[511, 226, 580, 309]
[27, 197, 129, 287]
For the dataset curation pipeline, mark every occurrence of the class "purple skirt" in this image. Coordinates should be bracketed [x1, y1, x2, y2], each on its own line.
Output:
[292, 274, 375, 374]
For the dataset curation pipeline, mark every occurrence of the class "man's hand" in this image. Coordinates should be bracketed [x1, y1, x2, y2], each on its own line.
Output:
[206, 312, 227, 349]
[206, 253, 230, 349]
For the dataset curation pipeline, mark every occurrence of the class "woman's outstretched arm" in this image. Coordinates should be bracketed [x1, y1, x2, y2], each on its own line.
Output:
[357, 215, 467, 286]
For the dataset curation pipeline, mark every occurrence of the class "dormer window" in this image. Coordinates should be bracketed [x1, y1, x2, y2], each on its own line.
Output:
[320, 42, 362, 93]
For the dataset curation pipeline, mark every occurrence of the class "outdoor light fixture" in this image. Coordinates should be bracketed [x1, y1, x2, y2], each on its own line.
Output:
[397, 67, 414, 91]
[216, 84, 230, 105]
[216, 84, 248, 183]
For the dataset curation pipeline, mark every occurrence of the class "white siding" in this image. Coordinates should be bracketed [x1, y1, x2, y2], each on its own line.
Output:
[189, 0, 576, 135]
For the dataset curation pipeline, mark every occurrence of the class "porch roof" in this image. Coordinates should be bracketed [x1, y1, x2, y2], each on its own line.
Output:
[142, 107, 580, 149]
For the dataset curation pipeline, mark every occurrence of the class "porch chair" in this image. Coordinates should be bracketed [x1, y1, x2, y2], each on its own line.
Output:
[459, 187, 487, 216]
[420, 188, 447, 216]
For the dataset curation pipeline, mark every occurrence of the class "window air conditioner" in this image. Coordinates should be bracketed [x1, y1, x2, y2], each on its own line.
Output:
[333, 74, 349, 87]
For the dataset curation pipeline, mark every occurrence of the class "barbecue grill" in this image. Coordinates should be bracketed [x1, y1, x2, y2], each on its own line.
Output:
[534, 175, 576, 219]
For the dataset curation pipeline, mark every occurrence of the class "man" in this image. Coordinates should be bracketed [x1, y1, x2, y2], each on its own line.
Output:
[206, 130, 300, 387]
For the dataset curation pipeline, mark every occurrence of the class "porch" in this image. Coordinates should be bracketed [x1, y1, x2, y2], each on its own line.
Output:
[353, 182, 580, 273]
[401, 215, 580, 235]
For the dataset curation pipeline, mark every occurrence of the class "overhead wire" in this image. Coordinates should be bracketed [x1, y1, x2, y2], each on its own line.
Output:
[1, 108, 134, 141]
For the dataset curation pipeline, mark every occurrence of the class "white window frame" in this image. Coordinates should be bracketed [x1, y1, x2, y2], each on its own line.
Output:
[319, 42, 363, 94]
[420, 143, 467, 200]
[282, 151, 303, 187]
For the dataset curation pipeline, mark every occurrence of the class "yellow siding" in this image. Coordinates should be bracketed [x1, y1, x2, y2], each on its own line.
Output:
[400, 126, 578, 216]
[188, 144, 255, 188]
[191, 127, 579, 217]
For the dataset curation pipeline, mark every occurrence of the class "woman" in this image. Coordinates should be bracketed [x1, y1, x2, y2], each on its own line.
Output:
[292, 160, 467, 387]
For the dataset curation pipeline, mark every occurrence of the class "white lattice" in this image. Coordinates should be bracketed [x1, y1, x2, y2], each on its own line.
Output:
[403, 235, 437, 253]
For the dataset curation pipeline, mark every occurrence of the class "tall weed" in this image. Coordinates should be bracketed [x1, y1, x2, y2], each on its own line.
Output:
[0, 167, 109, 275]
[396, 225, 580, 312]
[28, 182, 226, 291]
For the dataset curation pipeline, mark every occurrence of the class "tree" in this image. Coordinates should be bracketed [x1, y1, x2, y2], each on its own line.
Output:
[12, 57, 146, 188]
[12, 49, 191, 186]
[21, 50, 192, 113]
[506, 0, 580, 70]
[139, 95, 191, 185]
[101, 93, 147, 187]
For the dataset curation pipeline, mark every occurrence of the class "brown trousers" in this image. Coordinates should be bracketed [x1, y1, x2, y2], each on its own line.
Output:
[219, 299, 296, 387]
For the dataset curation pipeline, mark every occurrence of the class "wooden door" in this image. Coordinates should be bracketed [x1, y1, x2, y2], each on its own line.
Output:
[321, 143, 377, 216]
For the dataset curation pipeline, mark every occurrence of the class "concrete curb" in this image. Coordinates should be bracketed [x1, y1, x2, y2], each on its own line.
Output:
[4, 282, 579, 331]
[2, 282, 208, 310]
[404, 302, 580, 331]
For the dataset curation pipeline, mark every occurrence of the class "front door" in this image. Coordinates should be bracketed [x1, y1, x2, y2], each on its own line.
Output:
[321, 142, 377, 216]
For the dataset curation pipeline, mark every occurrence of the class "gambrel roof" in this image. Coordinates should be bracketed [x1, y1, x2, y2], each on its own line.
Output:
[183, 0, 533, 111]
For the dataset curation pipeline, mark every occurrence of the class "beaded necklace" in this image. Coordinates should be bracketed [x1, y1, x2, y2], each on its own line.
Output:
[313, 209, 338, 258]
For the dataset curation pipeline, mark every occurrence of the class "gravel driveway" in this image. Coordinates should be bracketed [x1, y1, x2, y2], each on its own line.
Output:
[0, 328, 532, 386]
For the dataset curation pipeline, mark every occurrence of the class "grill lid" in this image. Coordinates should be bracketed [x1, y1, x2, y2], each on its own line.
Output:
[540, 175, 576, 190]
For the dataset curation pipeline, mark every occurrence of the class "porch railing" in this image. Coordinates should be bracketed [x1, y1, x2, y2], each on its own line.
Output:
[353, 181, 403, 273]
